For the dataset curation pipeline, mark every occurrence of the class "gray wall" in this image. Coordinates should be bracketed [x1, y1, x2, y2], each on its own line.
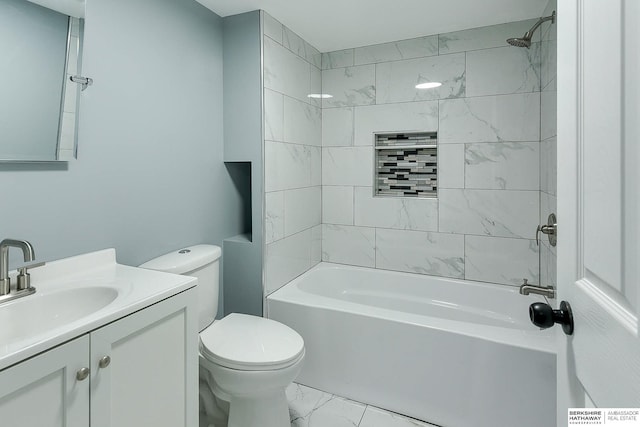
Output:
[222, 11, 264, 316]
[0, 0, 240, 317]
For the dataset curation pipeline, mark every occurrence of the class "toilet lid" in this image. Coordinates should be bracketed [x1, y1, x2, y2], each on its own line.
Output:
[199, 313, 305, 371]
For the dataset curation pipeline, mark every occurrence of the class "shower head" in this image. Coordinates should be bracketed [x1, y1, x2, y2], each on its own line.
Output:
[507, 37, 532, 48]
[507, 10, 555, 48]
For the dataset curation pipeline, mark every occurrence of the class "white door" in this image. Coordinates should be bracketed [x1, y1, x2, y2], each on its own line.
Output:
[557, 0, 640, 424]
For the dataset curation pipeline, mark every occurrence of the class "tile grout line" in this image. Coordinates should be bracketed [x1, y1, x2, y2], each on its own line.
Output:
[357, 404, 369, 426]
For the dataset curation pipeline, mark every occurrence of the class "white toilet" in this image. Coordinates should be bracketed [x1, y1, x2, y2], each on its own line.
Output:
[140, 244, 305, 427]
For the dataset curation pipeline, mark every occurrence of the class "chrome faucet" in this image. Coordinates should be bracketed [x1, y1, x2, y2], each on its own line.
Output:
[519, 279, 555, 299]
[0, 239, 35, 295]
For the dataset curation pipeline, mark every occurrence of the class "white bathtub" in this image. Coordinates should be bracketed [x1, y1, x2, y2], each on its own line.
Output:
[267, 263, 556, 427]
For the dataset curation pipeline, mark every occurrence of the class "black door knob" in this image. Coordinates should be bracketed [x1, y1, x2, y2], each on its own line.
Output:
[529, 300, 574, 335]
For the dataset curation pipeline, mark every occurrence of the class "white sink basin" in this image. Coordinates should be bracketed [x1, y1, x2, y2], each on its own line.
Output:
[0, 286, 118, 343]
[0, 248, 197, 371]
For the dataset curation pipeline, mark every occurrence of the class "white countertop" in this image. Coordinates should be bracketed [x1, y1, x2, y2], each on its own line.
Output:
[0, 249, 197, 371]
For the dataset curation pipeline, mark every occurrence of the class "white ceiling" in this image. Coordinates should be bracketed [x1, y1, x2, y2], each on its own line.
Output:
[196, 0, 548, 52]
[26, 0, 84, 17]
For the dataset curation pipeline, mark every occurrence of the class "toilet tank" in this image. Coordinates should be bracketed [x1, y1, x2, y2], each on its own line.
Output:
[139, 244, 222, 331]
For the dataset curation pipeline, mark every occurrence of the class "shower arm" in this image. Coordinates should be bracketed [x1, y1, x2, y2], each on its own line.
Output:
[524, 11, 556, 39]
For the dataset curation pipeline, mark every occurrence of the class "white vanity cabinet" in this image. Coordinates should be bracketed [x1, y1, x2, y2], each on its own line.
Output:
[0, 335, 90, 427]
[90, 288, 197, 427]
[0, 288, 197, 427]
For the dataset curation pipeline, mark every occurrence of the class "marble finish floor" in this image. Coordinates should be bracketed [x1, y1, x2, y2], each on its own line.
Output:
[287, 383, 438, 427]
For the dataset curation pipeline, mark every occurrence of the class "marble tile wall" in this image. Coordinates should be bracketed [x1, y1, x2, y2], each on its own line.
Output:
[263, 12, 322, 295]
[321, 18, 544, 286]
[539, 0, 558, 288]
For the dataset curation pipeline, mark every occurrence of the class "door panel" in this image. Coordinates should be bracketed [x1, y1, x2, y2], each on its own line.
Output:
[559, 0, 640, 414]
[622, 0, 639, 309]
[0, 336, 90, 427]
[90, 292, 198, 427]
[581, 0, 622, 291]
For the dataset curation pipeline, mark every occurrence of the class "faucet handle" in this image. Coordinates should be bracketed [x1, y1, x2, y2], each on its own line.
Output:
[16, 262, 45, 291]
[21, 261, 45, 271]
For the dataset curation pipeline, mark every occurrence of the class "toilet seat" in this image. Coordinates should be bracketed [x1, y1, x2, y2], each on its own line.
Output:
[199, 313, 304, 371]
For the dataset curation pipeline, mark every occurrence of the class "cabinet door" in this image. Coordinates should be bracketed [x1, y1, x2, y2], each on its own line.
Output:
[0, 335, 90, 427]
[90, 289, 198, 427]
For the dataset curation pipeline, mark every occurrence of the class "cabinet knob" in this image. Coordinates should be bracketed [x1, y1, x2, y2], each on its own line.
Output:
[76, 367, 90, 381]
[98, 355, 111, 369]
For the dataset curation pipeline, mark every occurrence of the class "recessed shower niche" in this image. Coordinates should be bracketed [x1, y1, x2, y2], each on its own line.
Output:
[224, 161, 252, 241]
[374, 132, 438, 198]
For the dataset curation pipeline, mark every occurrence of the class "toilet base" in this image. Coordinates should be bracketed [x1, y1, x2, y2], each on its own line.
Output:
[199, 352, 304, 427]
[227, 389, 290, 427]
[199, 380, 291, 427]
[199, 371, 229, 427]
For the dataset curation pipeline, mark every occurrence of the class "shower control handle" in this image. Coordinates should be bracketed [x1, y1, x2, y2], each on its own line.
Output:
[529, 301, 574, 335]
[536, 213, 557, 247]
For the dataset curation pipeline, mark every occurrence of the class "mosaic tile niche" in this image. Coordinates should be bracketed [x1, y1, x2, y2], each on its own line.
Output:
[375, 132, 437, 198]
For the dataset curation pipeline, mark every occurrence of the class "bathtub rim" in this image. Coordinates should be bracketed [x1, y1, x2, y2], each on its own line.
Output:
[267, 262, 556, 355]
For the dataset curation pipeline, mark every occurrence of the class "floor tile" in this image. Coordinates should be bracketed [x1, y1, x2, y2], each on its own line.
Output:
[359, 406, 437, 427]
[287, 383, 366, 427]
